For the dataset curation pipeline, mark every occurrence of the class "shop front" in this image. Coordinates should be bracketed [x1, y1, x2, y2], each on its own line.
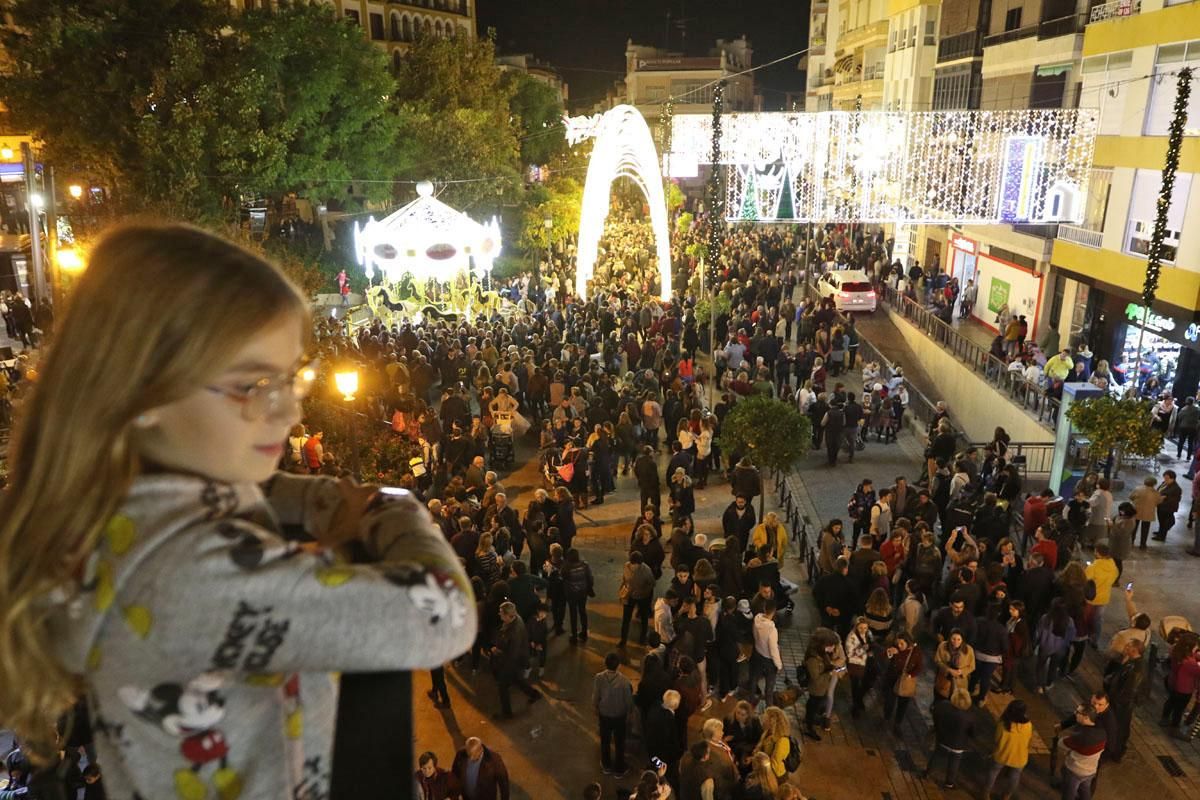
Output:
[1102, 294, 1200, 398]
[948, 232, 978, 287]
[969, 251, 1043, 334]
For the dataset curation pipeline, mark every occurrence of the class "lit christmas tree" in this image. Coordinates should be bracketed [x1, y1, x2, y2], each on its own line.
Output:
[776, 167, 795, 220]
[740, 170, 759, 220]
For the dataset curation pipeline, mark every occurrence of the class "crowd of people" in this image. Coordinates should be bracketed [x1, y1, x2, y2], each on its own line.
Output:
[6, 211, 1196, 800]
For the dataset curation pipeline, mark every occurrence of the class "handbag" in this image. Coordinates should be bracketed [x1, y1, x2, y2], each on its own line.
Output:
[556, 462, 575, 483]
[894, 649, 917, 698]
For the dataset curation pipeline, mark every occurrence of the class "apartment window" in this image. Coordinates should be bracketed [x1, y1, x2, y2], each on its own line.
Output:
[345, 9, 360, 25]
[933, 65, 979, 110]
[1030, 63, 1070, 108]
[909, 25, 917, 47]
[924, 20, 937, 45]
[1004, 8, 1022, 31]
[1125, 168, 1192, 261]
[369, 13, 385, 40]
[889, 30, 897, 52]
[390, 13, 401, 39]
[1144, 41, 1200, 135]
[1080, 52, 1133, 135]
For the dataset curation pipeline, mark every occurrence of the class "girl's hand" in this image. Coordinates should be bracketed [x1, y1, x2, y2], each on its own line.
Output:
[321, 479, 383, 548]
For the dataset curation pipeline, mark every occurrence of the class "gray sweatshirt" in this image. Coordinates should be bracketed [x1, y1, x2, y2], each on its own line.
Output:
[50, 473, 476, 800]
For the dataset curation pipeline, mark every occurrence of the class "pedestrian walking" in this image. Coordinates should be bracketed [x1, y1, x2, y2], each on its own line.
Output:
[594, 652, 634, 776]
[563, 547, 595, 643]
[451, 737, 511, 800]
[924, 689, 974, 790]
[491, 602, 542, 718]
[750, 600, 783, 707]
[981, 699, 1032, 800]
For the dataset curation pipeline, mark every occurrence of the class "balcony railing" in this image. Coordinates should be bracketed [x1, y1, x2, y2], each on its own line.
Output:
[1058, 224, 1104, 248]
[1089, 0, 1141, 21]
[863, 63, 885, 80]
[938, 30, 981, 62]
[1012, 222, 1060, 238]
[983, 23, 1039, 46]
[1038, 13, 1087, 38]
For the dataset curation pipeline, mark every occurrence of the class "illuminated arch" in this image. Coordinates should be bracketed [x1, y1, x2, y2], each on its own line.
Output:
[575, 105, 671, 300]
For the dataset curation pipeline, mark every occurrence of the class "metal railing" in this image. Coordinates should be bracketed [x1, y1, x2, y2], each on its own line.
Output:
[1058, 224, 1103, 248]
[874, 282, 1061, 428]
[1038, 13, 1087, 38]
[983, 23, 1039, 47]
[1089, 0, 1140, 21]
[937, 30, 981, 62]
[967, 441, 1057, 476]
[798, 278, 955, 440]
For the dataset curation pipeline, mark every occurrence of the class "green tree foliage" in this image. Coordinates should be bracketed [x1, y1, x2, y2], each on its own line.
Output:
[393, 35, 521, 212]
[720, 394, 812, 515]
[220, 5, 400, 207]
[505, 72, 565, 166]
[720, 395, 816, 466]
[1065, 395, 1165, 459]
[1, 2, 399, 219]
[519, 175, 582, 253]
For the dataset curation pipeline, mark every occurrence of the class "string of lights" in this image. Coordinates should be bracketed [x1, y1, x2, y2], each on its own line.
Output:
[1143, 66, 1192, 307]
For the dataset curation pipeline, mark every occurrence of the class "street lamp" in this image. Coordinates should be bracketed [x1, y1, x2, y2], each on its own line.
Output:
[333, 369, 361, 479]
[29, 193, 43, 209]
[68, 184, 83, 200]
[0, 146, 12, 161]
[334, 369, 359, 402]
[56, 247, 84, 273]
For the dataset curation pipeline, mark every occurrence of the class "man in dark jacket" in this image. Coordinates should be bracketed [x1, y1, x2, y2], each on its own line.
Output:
[491, 602, 541, 718]
[730, 458, 762, 505]
[634, 446, 662, 512]
[484, 492, 524, 558]
[931, 593, 977, 645]
[452, 737, 510, 800]
[813, 557, 857, 636]
[645, 690, 685, 786]
[924, 691, 975, 790]
[1019, 552, 1055, 625]
[1102, 640, 1145, 762]
[971, 603, 1009, 706]
[1154, 470, 1183, 541]
[415, 751, 462, 800]
[721, 495, 757, 547]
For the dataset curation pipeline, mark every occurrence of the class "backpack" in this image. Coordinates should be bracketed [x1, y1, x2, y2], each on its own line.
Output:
[847, 491, 866, 521]
[782, 736, 803, 772]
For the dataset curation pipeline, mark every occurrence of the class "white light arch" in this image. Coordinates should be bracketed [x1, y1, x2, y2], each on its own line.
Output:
[572, 105, 672, 300]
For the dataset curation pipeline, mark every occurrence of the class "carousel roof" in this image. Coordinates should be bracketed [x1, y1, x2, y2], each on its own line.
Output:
[354, 181, 501, 282]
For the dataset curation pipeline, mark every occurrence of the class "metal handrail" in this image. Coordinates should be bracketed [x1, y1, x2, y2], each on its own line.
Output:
[966, 441, 1057, 475]
[873, 281, 1061, 428]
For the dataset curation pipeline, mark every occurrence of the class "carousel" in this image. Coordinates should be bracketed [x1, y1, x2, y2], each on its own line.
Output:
[354, 181, 507, 323]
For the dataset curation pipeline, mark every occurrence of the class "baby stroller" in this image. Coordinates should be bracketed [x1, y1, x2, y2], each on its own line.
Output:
[489, 412, 515, 468]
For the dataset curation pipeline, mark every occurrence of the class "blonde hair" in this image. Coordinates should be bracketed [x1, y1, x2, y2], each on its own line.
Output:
[0, 223, 308, 758]
[757, 705, 790, 752]
[748, 752, 779, 794]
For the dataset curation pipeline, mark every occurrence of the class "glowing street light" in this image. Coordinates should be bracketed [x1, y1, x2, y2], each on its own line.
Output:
[56, 247, 85, 273]
[68, 184, 84, 200]
[29, 193, 44, 209]
[334, 369, 359, 402]
[0, 146, 13, 161]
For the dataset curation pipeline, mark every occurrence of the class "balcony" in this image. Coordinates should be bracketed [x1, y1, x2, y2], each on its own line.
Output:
[937, 30, 981, 62]
[1058, 224, 1104, 248]
[1012, 222, 1061, 238]
[1037, 13, 1086, 38]
[984, 23, 1039, 46]
[1089, 0, 1140, 21]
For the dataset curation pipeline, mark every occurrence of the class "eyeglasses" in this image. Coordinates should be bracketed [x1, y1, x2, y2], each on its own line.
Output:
[206, 360, 319, 421]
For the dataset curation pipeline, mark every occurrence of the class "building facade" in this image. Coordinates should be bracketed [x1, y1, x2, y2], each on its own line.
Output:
[621, 37, 757, 143]
[496, 53, 570, 105]
[232, 0, 476, 70]
[1050, 0, 1200, 397]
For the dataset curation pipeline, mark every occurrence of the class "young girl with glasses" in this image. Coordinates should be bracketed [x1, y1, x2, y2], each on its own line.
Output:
[0, 224, 475, 798]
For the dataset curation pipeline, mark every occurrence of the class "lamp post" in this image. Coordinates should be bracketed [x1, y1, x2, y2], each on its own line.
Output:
[541, 216, 553, 285]
[334, 369, 361, 480]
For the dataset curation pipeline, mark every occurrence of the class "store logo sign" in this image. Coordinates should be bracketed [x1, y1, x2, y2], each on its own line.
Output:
[1186, 323, 1200, 343]
[1125, 302, 1176, 332]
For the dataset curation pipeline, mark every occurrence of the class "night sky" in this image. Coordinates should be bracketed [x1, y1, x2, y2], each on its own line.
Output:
[477, 0, 810, 111]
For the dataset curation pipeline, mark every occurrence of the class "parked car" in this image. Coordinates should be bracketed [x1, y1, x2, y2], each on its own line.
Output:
[816, 269, 877, 312]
